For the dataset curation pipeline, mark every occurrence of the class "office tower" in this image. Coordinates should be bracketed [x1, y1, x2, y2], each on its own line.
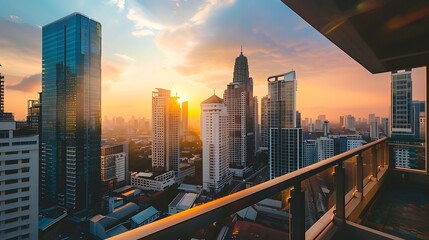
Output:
[315, 119, 322, 131]
[253, 96, 260, 150]
[345, 115, 356, 130]
[181, 101, 188, 138]
[152, 88, 180, 175]
[27, 95, 41, 131]
[323, 121, 330, 137]
[368, 113, 375, 124]
[382, 117, 390, 137]
[303, 140, 317, 167]
[339, 116, 344, 128]
[41, 13, 101, 212]
[200, 94, 232, 193]
[0, 120, 39, 240]
[296, 111, 302, 128]
[370, 121, 379, 140]
[333, 136, 348, 155]
[308, 119, 314, 133]
[101, 143, 129, 193]
[268, 71, 303, 179]
[316, 137, 334, 161]
[391, 69, 413, 136]
[260, 95, 269, 149]
[412, 101, 425, 139]
[224, 50, 255, 176]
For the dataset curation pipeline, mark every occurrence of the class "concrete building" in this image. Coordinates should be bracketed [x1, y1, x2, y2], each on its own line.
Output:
[131, 171, 175, 191]
[224, 50, 255, 177]
[370, 121, 379, 140]
[200, 94, 232, 193]
[412, 101, 425, 139]
[101, 143, 129, 193]
[130, 206, 160, 229]
[0, 120, 39, 240]
[168, 192, 198, 215]
[152, 88, 180, 175]
[347, 139, 366, 151]
[303, 140, 317, 167]
[316, 137, 334, 161]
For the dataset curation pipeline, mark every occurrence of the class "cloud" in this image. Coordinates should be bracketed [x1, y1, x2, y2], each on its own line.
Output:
[115, 53, 136, 62]
[8, 73, 41, 92]
[110, 0, 125, 10]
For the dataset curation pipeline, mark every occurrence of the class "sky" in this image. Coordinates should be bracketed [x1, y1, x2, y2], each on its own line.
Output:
[0, 0, 425, 130]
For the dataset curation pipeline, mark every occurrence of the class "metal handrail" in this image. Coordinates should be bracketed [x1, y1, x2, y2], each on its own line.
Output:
[108, 137, 389, 240]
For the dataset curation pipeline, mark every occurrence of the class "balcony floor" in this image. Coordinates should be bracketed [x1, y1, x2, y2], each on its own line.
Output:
[362, 182, 429, 239]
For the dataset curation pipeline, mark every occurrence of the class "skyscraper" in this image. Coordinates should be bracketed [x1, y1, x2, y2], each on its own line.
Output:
[303, 139, 317, 167]
[152, 88, 180, 175]
[268, 71, 303, 179]
[260, 95, 269, 149]
[41, 13, 101, 212]
[224, 50, 255, 177]
[391, 69, 413, 137]
[181, 101, 188, 138]
[200, 94, 232, 193]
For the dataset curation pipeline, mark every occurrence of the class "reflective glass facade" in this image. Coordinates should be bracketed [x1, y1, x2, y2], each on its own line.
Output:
[41, 13, 101, 212]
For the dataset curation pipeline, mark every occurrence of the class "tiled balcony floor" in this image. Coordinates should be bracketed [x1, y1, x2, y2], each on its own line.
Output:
[362, 182, 429, 240]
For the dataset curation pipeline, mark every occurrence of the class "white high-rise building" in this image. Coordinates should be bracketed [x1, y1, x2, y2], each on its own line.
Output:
[201, 95, 232, 193]
[316, 137, 334, 161]
[0, 121, 39, 239]
[152, 88, 180, 175]
[370, 121, 379, 140]
[347, 139, 365, 151]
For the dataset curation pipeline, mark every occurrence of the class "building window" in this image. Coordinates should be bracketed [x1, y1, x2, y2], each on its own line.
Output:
[22, 159, 30, 163]
[22, 178, 30, 182]
[5, 189, 18, 195]
[5, 169, 18, 175]
[22, 187, 29, 192]
[5, 160, 18, 165]
[5, 208, 18, 214]
[4, 217, 18, 224]
[5, 179, 18, 185]
[5, 151, 18, 155]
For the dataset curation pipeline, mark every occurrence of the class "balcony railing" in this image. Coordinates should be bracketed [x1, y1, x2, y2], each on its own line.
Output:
[107, 137, 402, 240]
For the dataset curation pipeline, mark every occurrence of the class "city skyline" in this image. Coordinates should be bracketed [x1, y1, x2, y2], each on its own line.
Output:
[1, 0, 426, 127]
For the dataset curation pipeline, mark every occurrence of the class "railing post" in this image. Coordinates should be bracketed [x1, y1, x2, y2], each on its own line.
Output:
[335, 163, 345, 223]
[356, 154, 363, 197]
[291, 183, 305, 240]
[372, 146, 378, 180]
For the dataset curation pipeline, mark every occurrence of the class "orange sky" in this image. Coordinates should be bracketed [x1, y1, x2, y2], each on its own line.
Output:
[1, 0, 426, 130]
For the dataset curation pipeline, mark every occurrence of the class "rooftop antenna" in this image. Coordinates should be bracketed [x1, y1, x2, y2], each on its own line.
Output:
[241, 45, 243, 54]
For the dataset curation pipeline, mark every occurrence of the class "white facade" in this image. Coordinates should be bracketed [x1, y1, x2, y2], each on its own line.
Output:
[152, 88, 180, 174]
[370, 121, 379, 140]
[101, 143, 128, 189]
[347, 139, 365, 151]
[131, 171, 175, 191]
[316, 137, 334, 161]
[201, 95, 232, 193]
[0, 121, 39, 240]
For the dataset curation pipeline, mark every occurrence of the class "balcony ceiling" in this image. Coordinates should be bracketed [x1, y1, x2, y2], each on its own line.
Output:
[281, 0, 429, 74]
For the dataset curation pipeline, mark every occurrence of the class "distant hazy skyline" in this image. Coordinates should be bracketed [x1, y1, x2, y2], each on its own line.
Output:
[0, 0, 425, 127]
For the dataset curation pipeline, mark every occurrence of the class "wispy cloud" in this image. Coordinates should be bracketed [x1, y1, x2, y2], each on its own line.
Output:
[110, 0, 125, 10]
[8, 73, 41, 92]
[115, 53, 136, 62]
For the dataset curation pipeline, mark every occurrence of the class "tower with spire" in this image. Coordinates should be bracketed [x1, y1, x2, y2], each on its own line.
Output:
[223, 48, 256, 177]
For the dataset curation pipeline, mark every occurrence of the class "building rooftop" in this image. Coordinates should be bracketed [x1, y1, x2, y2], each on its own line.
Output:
[201, 94, 223, 104]
[131, 207, 159, 225]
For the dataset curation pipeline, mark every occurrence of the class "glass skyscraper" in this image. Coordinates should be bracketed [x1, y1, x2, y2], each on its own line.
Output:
[41, 13, 101, 212]
[268, 71, 303, 179]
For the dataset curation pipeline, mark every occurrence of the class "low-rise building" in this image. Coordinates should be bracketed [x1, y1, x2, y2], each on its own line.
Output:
[168, 192, 198, 215]
[130, 206, 160, 229]
[131, 171, 175, 191]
